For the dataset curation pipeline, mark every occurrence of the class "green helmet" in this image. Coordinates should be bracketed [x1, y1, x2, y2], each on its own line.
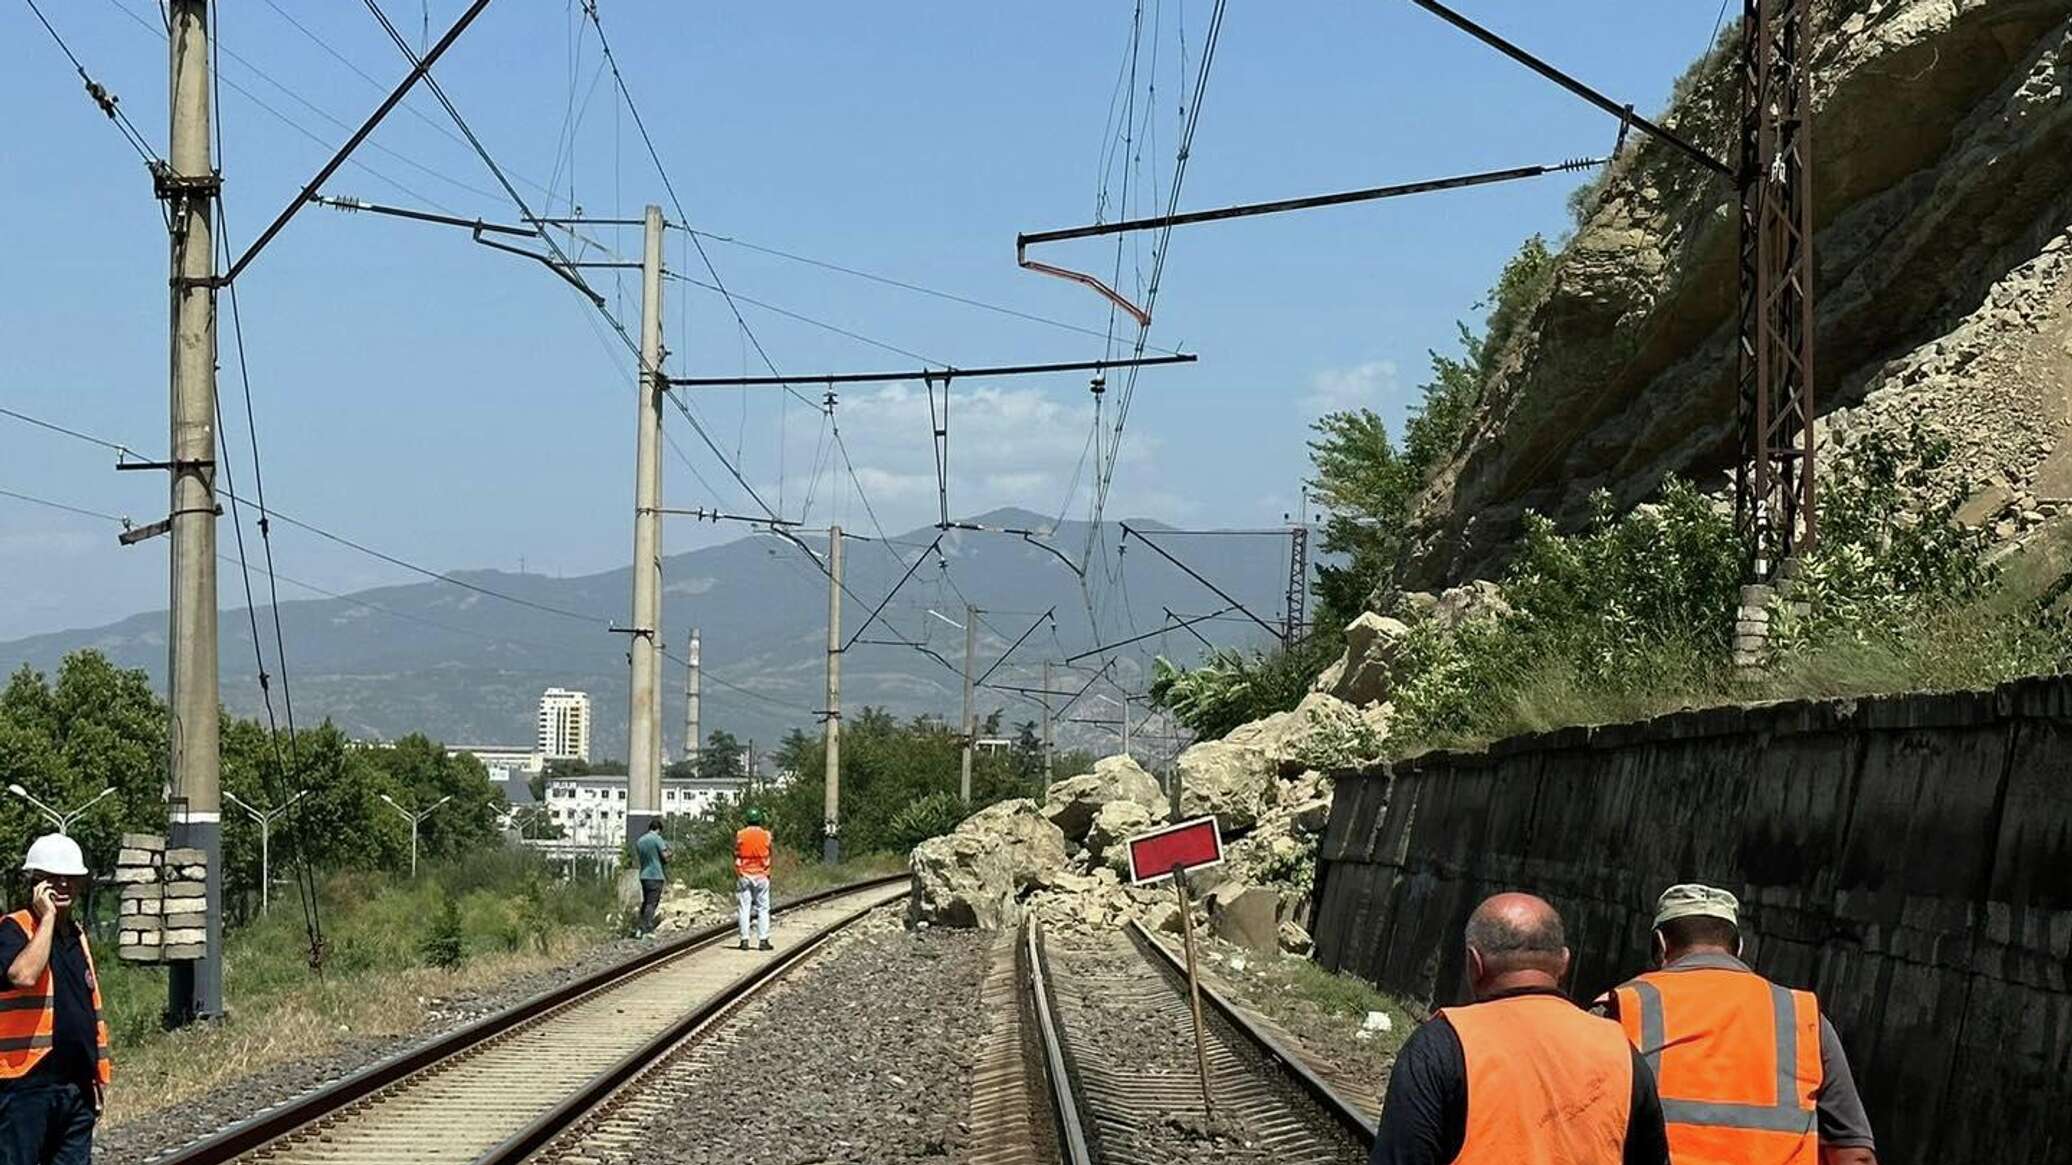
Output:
[744, 807, 766, 826]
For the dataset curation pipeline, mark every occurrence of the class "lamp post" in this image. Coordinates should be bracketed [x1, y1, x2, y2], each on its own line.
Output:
[377, 794, 452, 878]
[7, 785, 117, 835]
[222, 789, 308, 915]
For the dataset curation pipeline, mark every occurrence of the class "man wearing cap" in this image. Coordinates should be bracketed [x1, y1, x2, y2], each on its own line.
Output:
[0, 834, 113, 1165]
[1370, 892, 1670, 1165]
[1600, 884, 1877, 1165]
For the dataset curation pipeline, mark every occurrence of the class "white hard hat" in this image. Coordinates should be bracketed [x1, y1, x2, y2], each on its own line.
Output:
[22, 834, 88, 877]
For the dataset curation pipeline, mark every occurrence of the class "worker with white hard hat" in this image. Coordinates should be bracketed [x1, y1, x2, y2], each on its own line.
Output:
[1597, 884, 1877, 1165]
[0, 833, 112, 1164]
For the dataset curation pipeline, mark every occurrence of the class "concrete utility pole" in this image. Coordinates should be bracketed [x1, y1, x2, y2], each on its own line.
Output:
[822, 527, 843, 863]
[163, 0, 223, 1028]
[684, 628, 701, 770]
[624, 204, 665, 842]
[960, 603, 977, 802]
[223, 789, 307, 916]
[1041, 662, 1055, 794]
[1121, 693, 1132, 758]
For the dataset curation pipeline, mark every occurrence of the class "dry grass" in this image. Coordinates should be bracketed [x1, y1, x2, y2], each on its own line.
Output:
[103, 929, 607, 1125]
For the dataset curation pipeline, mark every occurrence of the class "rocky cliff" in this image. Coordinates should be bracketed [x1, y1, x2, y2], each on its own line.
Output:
[1403, 0, 2072, 587]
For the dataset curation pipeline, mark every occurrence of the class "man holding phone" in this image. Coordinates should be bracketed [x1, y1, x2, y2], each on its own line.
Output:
[0, 833, 112, 1165]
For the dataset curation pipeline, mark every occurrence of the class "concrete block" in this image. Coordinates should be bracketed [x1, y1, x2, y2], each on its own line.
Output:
[119, 897, 164, 917]
[119, 928, 160, 945]
[120, 833, 165, 853]
[161, 944, 206, 961]
[162, 881, 205, 899]
[162, 913, 205, 930]
[116, 948, 162, 964]
[119, 883, 162, 901]
[161, 928, 206, 946]
[116, 848, 161, 868]
[113, 866, 159, 885]
[175, 865, 207, 881]
[164, 848, 206, 867]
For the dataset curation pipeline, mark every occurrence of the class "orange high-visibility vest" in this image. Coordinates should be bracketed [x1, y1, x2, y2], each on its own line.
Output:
[0, 910, 113, 1085]
[1611, 967, 1820, 1165]
[1438, 993, 1633, 1165]
[734, 826, 772, 878]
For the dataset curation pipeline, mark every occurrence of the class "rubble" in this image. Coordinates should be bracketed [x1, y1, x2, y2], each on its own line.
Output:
[1042, 754, 1165, 843]
[906, 798, 1067, 930]
[1173, 740, 1276, 831]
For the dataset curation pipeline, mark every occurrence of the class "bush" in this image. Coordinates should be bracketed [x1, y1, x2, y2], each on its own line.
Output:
[419, 895, 466, 971]
[884, 790, 965, 852]
[1149, 632, 1344, 740]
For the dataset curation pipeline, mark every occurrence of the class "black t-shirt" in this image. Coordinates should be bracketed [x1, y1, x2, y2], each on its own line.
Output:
[1369, 987, 1671, 1165]
[0, 916, 99, 1088]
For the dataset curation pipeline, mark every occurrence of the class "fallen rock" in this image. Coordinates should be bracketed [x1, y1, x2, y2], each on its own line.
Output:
[1042, 755, 1165, 842]
[1207, 883, 1281, 954]
[1278, 920, 1315, 956]
[1225, 692, 1388, 774]
[1175, 740, 1276, 832]
[655, 886, 733, 932]
[1085, 800, 1156, 874]
[1324, 613, 1412, 707]
[907, 798, 1068, 929]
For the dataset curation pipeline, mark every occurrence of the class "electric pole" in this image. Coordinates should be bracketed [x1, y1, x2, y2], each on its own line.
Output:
[1121, 691, 1132, 758]
[960, 603, 977, 802]
[162, 0, 223, 1027]
[823, 526, 842, 863]
[685, 627, 701, 770]
[1041, 661, 1054, 794]
[624, 204, 665, 843]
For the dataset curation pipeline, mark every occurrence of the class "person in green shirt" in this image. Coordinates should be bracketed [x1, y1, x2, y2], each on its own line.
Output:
[633, 820, 671, 936]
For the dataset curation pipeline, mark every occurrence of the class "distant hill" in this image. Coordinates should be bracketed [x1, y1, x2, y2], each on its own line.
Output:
[0, 509, 1296, 760]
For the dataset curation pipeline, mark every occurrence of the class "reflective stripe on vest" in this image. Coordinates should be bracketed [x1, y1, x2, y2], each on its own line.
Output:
[1614, 968, 1818, 1165]
[0, 909, 113, 1085]
[1441, 994, 1633, 1165]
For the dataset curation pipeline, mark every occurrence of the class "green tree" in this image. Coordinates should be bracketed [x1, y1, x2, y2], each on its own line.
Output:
[696, 730, 744, 782]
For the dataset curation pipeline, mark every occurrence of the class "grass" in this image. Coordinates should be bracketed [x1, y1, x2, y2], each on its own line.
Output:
[95, 852, 618, 1126]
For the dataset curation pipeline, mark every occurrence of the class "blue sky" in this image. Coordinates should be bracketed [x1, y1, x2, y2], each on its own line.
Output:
[1, 1, 1725, 641]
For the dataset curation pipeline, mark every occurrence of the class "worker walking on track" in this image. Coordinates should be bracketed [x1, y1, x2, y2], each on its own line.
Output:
[0, 834, 113, 1165]
[734, 808, 773, 952]
[1599, 884, 1878, 1165]
[633, 820, 671, 937]
[1370, 892, 1669, 1165]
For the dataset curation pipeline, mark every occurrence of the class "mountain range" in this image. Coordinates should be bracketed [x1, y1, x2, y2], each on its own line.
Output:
[1, 509, 1297, 760]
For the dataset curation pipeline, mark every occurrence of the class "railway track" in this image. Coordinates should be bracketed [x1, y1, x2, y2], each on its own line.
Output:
[1029, 918, 1375, 1164]
[156, 877, 905, 1165]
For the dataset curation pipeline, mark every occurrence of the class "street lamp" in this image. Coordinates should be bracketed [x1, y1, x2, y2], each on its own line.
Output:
[7, 785, 117, 835]
[377, 793, 452, 878]
[223, 789, 309, 915]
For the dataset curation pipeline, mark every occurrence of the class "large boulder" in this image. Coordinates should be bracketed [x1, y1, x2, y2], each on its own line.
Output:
[907, 798, 1068, 929]
[1225, 692, 1389, 774]
[1085, 800, 1156, 874]
[1206, 883, 1281, 954]
[1174, 740, 1276, 832]
[1042, 755, 1165, 842]
[1319, 613, 1412, 707]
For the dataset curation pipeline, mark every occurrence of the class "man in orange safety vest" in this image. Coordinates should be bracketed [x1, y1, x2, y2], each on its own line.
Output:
[1, 833, 113, 1165]
[1600, 885, 1877, 1165]
[734, 807, 773, 952]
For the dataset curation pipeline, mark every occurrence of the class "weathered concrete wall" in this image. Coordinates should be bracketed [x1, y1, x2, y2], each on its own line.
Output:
[1315, 678, 2072, 1164]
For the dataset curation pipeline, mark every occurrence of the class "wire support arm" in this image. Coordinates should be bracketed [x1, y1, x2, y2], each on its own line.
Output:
[1120, 523, 1284, 641]
[223, 0, 495, 285]
[1405, 0, 1732, 177]
[843, 535, 945, 653]
[975, 609, 1057, 688]
[1067, 606, 1234, 663]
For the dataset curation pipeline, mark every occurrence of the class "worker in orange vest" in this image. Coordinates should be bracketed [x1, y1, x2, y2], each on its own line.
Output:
[1369, 892, 1669, 1165]
[0, 834, 113, 1165]
[1599, 885, 1877, 1165]
[733, 807, 773, 952]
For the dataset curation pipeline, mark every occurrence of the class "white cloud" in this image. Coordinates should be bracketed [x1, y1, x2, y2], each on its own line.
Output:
[1303, 360, 1399, 416]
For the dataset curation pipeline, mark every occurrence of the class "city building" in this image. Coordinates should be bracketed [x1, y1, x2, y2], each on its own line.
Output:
[445, 744, 544, 787]
[539, 773, 750, 850]
[536, 688, 592, 762]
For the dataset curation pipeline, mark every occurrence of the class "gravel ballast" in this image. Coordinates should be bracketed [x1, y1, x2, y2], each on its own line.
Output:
[561, 911, 993, 1164]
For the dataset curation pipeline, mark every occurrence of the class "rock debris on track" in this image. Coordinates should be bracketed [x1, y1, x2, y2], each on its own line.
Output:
[557, 911, 992, 1165]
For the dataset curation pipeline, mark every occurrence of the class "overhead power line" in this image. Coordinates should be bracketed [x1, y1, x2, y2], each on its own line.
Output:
[21, 0, 160, 166]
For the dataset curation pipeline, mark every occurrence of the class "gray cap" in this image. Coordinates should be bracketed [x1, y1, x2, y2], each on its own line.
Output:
[1653, 883, 1740, 929]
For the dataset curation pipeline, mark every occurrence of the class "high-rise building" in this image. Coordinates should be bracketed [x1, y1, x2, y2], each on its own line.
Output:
[537, 688, 592, 761]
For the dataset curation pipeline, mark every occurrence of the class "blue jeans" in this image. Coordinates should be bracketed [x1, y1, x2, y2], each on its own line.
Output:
[736, 875, 770, 942]
[0, 1079, 96, 1165]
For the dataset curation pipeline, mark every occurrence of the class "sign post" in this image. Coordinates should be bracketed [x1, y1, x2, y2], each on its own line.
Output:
[1126, 815, 1224, 1123]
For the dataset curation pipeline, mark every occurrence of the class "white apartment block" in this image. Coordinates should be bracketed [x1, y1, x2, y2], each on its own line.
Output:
[536, 688, 592, 761]
[445, 744, 544, 786]
[540, 774, 751, 850]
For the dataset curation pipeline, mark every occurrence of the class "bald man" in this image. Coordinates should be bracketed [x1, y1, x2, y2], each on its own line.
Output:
[1370, 893, 1669, 1165]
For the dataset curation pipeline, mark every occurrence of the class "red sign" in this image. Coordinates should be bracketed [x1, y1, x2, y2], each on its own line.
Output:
[1125, 816, 1223, 886]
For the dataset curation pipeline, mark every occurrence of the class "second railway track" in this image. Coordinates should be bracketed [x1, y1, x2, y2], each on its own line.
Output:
[156, 877, 905, 1165]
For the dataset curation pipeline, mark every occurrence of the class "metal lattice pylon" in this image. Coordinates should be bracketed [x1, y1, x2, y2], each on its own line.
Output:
[1735, 0, 1818, 579]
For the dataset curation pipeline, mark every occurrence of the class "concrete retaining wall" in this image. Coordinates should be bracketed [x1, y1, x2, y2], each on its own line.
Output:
[1314, 677, 2072, 1164]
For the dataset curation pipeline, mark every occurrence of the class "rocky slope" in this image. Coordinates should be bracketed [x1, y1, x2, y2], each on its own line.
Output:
[1404, 0, 2072, 587]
